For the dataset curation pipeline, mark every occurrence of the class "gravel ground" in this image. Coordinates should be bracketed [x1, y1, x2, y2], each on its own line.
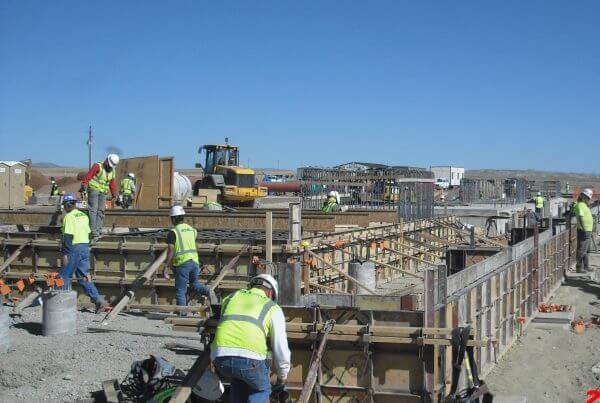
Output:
[487, 251, 600, 402]
[0, 305, 201, 402]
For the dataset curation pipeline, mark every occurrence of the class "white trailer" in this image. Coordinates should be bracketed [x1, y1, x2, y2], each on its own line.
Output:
[430, 166, 464, 187]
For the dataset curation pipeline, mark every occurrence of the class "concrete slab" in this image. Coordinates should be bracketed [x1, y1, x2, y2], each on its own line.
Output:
[565, 271, 595, 281]
[530, 322, 570, 330]
[532, 310, 574, 324]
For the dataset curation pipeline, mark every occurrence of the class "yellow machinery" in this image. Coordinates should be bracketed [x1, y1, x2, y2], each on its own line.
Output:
[194, 140, 267, 206]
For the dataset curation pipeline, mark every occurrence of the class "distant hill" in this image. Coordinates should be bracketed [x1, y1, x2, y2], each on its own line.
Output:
[32, 162, 62, 168]
[466, 169, 600, 188]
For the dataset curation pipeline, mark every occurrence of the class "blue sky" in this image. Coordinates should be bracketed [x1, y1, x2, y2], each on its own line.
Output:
[1, 1, 599, 172]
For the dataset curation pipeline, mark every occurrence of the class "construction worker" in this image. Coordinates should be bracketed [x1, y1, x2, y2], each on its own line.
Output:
[534, 192, 545, 219]
[60, 193, 103, 312]
[572, 188, 594, 274]
[163, 206, 211, 306]
[80, 154, 119, 238]
[211, 274, 291, 402]
[118, 172, 136, 209]
[322, 190, 340, 213]
[50, 177, 59, 196]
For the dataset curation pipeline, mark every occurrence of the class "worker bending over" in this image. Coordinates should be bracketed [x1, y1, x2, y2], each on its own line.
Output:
[163, 206, 211, 306]
[80, 154, 119, 238]
[118, 172, 136, 209]
[60, 193, 104, 312]
[212, 274, 291, 402]
[572, 188, 594, 274]
[322, 190, 341, 213]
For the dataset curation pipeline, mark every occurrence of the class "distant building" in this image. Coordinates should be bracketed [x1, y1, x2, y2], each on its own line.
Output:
[430, 166, 464, 187]
[334, 162, 388, 172]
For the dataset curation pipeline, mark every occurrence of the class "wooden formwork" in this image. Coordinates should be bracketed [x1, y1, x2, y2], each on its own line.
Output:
[0, 218, 575, 401]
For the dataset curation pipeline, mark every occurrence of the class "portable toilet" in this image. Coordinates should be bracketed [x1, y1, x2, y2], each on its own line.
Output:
[0, 161, 26, 209]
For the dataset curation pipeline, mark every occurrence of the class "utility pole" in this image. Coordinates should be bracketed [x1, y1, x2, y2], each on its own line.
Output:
[86, 125, 93, 169]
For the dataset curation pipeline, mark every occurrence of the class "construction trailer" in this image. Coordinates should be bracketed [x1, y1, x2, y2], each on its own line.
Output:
[297, 165, 434, 218]
[0, 203, 575, 401]
[0, 161, 27, 209]
[430, 166, 465, 188]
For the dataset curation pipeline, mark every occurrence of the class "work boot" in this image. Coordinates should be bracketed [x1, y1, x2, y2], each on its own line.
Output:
[94, 299, 108, 314]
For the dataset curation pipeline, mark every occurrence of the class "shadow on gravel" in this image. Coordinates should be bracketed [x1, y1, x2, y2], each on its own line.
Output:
[566, 278, 600, 300]
[12, 322, 42, 336]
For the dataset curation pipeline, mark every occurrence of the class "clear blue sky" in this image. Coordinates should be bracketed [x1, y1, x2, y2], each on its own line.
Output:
[1, 1, 599, 172]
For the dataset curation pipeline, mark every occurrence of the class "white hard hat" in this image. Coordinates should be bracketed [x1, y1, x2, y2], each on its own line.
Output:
[327, 191, 336, 198]
[250, 274, 279, 302]
[107, 154, 120, 167]
[127, 172, 135, 179]
[582, 188, 594, 200]
[170, 205, 186, 217]
[537, 192, 541, 196]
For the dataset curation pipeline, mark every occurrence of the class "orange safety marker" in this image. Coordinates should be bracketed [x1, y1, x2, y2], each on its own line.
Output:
[15, 279, 25, 292]
[0, 283, 10, 296]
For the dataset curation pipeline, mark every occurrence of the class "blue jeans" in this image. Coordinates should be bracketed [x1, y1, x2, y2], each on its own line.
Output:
[174, 260, 209, 306]
[61, 244, 100, 303]
[213, 356, 271, 403]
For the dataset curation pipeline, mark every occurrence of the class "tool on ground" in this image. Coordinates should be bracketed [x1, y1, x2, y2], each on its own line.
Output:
[298, 319, 336, 403]
[446, 326, 494, 403]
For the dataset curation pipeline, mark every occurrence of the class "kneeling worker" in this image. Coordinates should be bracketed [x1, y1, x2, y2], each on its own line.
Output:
[163, 205, 211, 306]
[60, 193, 103, 312]
[211, 274, 291, 402]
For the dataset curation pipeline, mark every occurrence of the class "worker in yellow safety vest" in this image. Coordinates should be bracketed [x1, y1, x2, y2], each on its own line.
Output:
[211, 274, 291, 402]
[60, 193, 104, 312]
[80, 154, 120, 238]
[163, 206, 212, 306]
[534, 192, 545, 220]
[50, 177, 59, 196]
[118, 172, 136, 209]
[572, 188, 595, 274]
[322, 190, 340, 213]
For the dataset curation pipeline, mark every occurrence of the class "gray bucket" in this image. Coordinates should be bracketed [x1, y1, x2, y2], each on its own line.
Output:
[42, 291, 77, 336]
[0, 308, 10, 353]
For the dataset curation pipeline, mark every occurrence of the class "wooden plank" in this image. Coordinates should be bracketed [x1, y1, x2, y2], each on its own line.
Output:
[102, 379, 121, 403]
[158, 157, 174, 208]
[101, 249, 168, 325]
[116, 155, 161, 209]
[208, 248, 245, 291]
[0, 240, 31, 274]
[87, 325, 203, 340]
[169, 348, 212, 403]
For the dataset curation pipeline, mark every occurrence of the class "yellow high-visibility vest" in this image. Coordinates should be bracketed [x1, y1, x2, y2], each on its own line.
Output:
[88, 163, 115, 194]
[62, 209, 90, 245]
[212, 288, 279, 357]
[172, 223, 199, 266]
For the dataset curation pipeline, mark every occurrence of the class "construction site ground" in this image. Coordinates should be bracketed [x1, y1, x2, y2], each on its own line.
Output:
[488, 251, 600, 403]
[0, 307, 199, 402]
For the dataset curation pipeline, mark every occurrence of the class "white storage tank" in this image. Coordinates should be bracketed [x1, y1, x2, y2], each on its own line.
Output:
[173, 172, 192, 205]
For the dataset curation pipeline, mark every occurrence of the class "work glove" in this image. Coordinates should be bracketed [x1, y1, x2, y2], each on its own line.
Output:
[79, 185, 86, 193]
